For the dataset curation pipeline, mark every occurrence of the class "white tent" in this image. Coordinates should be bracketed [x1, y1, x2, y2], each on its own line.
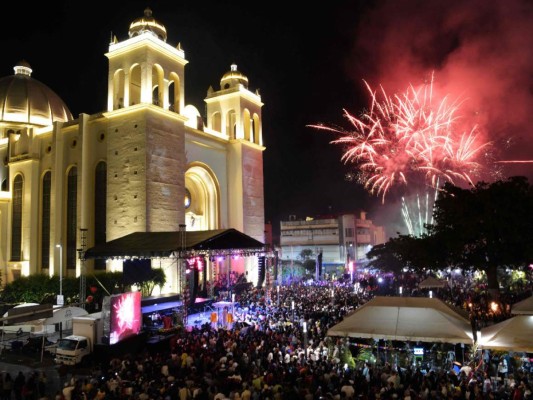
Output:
[2, 305, 88, 334]
[511, 296, 533, 315]
[418, 276, 447, 289]
[327, 296, 474, 344]
[40, 306, 89, 326]
[480, 315, 533, 352]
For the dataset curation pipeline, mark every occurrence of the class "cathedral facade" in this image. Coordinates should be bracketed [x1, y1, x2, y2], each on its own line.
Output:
[0, 8, 265, 293]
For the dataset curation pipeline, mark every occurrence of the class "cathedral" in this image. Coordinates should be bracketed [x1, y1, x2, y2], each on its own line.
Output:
[0, 8, 265, 294]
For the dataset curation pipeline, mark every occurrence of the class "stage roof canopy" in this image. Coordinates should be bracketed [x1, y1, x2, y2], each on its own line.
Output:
[84, 228, 265, 259]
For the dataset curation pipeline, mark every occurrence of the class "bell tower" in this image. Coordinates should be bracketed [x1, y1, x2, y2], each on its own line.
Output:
[205, 64, 265, 242]
[105, 7, 188, 113]
[103, 8, 189, 240]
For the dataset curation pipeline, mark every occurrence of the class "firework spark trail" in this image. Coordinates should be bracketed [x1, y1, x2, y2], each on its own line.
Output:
[309, 77, 491, 203]
[401, 190, 433, 237]
[400, 179, 440, 236]
[495, 160, 533, 163]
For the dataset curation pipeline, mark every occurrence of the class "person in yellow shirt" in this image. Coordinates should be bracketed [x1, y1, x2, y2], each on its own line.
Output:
[252, 374, 263, 391]
[181, 352, 188, 368]
[240, 383, 252, 400]
[81, 379, 92, 397]
[95, 387, 106, 400]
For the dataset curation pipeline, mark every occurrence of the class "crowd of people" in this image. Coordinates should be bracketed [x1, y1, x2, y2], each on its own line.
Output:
[4, 272, 533, 400]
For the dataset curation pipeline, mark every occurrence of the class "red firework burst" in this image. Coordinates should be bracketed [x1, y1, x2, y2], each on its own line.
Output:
[309, 75, 490, 202]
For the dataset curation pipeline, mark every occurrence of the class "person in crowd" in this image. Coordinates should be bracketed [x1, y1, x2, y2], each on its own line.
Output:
[13, 371, 25, 400]
[6, 274, 533, 400]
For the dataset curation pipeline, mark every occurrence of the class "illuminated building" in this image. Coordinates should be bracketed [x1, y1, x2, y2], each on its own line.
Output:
[0, 8, 265, 292]
[279, 212, 385, 278]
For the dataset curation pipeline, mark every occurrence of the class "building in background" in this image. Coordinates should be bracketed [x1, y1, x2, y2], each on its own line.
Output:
[279, 211, 385, 280]
[0, 8, 265, 293]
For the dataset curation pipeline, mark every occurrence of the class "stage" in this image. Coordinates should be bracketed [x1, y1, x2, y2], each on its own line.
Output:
[139, 294, 248, 334]
[141, 296, 212, 315]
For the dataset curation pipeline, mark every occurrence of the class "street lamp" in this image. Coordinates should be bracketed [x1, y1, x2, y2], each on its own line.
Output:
[277, 285, 280, 307]
[56, 244, 63, 305]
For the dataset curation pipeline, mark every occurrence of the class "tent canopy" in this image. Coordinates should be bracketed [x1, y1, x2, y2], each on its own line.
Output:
[2, 305, 89, 325]
[511, 296, 533, 315]
[418, 276, 447, 289]
[2, 305, 89, 334]
[42, 306, 89, 325]
[480, 315, 533, 352]
[84, 228, 264, 259]
[327, 296, 474, 344]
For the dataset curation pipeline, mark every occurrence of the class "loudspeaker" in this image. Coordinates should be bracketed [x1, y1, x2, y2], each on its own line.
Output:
[123, 259, 152, 285]
[186, 262, 199, 306]
[257, 256, 266, 288]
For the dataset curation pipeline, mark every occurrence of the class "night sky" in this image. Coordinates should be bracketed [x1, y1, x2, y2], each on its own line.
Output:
[2, 0, 532, 239]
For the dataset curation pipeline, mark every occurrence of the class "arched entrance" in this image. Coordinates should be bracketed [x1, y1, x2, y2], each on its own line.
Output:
[184, 163, 220, 231]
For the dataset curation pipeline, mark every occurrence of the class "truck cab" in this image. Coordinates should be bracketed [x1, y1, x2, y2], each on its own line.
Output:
[54, 334, 92, 365]
[54, 313, 101, 366]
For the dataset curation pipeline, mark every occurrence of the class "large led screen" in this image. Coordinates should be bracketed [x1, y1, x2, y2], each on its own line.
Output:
[109, 291, 142, 345]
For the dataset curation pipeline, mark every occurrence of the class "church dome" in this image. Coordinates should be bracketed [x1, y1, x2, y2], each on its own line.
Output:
[220, 64, 249, 90]
[129, 8, 167, 42]
[0, 61, 73, 127]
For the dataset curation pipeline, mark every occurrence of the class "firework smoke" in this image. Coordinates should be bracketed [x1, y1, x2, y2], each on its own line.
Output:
[347, 0, 533, 180]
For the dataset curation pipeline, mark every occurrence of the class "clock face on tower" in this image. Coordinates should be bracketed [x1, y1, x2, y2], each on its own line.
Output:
[184, 188, 191, 209]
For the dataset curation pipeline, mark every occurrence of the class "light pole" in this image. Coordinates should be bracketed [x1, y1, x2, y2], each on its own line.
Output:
[56, 244, 63, 305]
[291, 300, 295, 321]
[231, 293, 235, 321]
[277, 285, 280, 307]
[303, 321, 308, 360]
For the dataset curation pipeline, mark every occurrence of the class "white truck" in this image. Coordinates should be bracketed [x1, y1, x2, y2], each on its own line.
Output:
[54, 312, 103, 366]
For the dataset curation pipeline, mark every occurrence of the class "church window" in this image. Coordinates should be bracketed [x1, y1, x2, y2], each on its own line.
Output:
[66, 167, 77, 269]
[11, 175, 23, 261]
[94, 162, 107, 270]
[41, 171, 51, 270]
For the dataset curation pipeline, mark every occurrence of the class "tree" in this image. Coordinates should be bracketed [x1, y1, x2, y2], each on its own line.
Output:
[427, 176, 533, 298]
[299, 249, 317, 275]
[280, 259, 306, 282]
[298, 249, 314, 261]
[366, 177, 533, 299]
[366, 235, 414, 274]
[0, 270, 168, 307]
[135, 268, 167, 297]
[0, 274, 57, 304]
[366, 234, 449, 274]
